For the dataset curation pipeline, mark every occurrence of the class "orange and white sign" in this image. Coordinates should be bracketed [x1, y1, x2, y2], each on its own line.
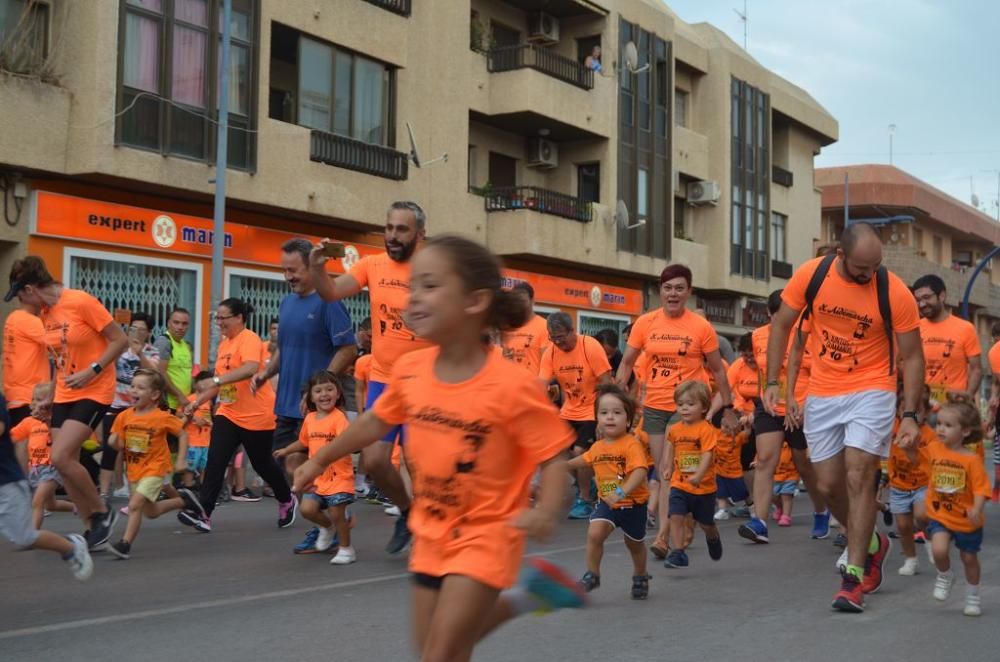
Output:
[502, 270, 642, 315]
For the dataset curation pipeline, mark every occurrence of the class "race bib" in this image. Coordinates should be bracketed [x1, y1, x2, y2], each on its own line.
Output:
[218, 384, 237, 405]
[126, 429, 151, 454]
[598, 479, 619, 496]
[679, 452, 701, 473]
[928, 383, 948, 404]
[932, 466, 965, 494]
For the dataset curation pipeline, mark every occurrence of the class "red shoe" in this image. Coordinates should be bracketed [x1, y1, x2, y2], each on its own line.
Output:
[861, 531, 891, 594]
[832, 570, 865, 613]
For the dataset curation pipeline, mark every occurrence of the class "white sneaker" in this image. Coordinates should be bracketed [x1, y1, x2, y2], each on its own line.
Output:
[964, 593, 982, 616]
[933, 572, 954, 601]
[835, 548, 849, 573]
[330, 546, 356, 565]
[384, 504, 401, 517]
[113, 485, 130, 498]
[714, 509, 731, 521]
[315, 527, 336, 552]
[65, 534, 94, 581]
[898, 557, 919, 576]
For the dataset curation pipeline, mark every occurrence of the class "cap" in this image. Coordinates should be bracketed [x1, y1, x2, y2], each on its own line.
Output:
[3, 280, 24, 303]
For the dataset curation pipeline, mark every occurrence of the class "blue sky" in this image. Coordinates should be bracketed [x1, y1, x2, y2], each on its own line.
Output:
[665, 0, 1000, 219]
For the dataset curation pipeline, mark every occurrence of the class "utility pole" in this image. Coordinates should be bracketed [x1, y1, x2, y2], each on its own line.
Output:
[888, 124, 896, 166]
[982, 170, 1000, 222]
[209, 0, 232, 365]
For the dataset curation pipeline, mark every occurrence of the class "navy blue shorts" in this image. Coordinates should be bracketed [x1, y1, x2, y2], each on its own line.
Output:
[716, 476, 749, 502]
[926, 519, 983, 554]
[367, 380, 404, 444]
[591, 500, 648, 541]
[668, 487, 716, 526]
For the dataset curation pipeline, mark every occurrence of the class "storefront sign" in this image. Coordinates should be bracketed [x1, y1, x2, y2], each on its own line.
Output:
[502, 269, 642, 315]
[697, 297, 736, 325]
[743, 299, 770, 327]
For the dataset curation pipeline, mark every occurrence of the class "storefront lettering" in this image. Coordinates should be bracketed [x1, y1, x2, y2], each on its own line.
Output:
[181, 226, 233, 248]
[699, 297, 736, 325]
[87, 214, 146, 233]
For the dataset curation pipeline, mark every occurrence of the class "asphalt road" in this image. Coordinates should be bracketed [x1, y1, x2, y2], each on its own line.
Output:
[2, 490, 998, 662]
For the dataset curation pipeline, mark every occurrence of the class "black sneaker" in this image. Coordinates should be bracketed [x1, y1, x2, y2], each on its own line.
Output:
[707, 535, 723, 561]
[385, 508, 412, 555]
[365, 488, 385, 505]
[109, 539, 131, 560]
[630, 574, 650, 600]
[833, 532, 848, 549]
[882, 507, 894, 527]
[579, 571, 601, 592]
[85, 508, 117, 551]
[231, 488, 261, 503]
[178, 488, 206, 519]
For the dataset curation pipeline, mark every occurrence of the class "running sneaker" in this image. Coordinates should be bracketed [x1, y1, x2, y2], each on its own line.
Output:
[714, 509, 731, 521]
[835, 548, 849, 573]
[85, 507, 117, 550]
[218, 485, 232, 503]
[294, 527, 321, 554]
[177, 510, 212, 533]
[881, 507, 893, 527]
[277, 495, 298, 528]
[898, 557, 919, 576]
[964, 594, 982, 617]
[108, 539, 131, 560]
[778, 514, 792, 527]
[913, 530, 926, 544]
[330, 546, 357, 565]
[730, 504, 752, 518]
[385, 508, 412, 555]
[771, 506, 783, 522]
[578, 571, 600, 592]
[706, 536, 723, 561]
[738, 518, 769, 544]
[316, 527, 337, 552]
[630, 574, 650, 600]
[112, 485, 130, 498]
[64, 534, 93, 581]
[833, 532, 848, 549]
[861, 531, 891, 594]
[384, 504, 402, 517]
[646, 512, 657, 529]
[832, 570, 865, 613]
[364, 488, 386, 505]
[231, 488, 261, 502]
[178, 487, 206, 520]
[811, 511, 831, 539]
[933, 571, 954, 601]
[567, 498, 593, 520]
[664, 549, 689, 568]
[521, 557, 587, 611]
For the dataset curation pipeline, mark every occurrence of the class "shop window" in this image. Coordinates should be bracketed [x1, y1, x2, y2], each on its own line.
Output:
[578, 313, 630, 351]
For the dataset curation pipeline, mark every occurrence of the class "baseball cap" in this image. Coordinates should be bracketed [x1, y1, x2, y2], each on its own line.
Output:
[3, 279, 25, 303]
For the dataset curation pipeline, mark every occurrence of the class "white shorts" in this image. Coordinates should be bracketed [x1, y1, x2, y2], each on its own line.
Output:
[803, 390, 896, 463]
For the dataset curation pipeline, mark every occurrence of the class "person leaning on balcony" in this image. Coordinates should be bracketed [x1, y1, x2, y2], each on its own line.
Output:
[584, 45, 602, 72]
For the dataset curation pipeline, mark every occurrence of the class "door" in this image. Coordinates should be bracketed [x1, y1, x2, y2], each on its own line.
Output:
[488, 151, 517, 188]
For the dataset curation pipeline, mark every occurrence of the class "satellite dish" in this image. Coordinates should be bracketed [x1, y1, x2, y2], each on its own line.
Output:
[406, 122, 448, 168]
[615, 200, 645, 230]
[624, 41, 650, 74]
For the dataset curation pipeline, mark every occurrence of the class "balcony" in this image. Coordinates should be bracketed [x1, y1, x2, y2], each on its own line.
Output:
[481, 186, 592, 223]
[360, 0, 410, 17]
[772, 164, 794, 187]
[487, 44, 593, 90]
[309, 130, 409, 181]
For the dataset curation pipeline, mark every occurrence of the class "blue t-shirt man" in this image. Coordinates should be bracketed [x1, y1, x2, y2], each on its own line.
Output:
[272, 292, 355, 448]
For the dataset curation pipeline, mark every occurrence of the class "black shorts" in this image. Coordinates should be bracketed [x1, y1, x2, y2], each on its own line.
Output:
[8, 405, 31, 428]
[668, 487, 716, 526]
[751, 401, 807, 451]
[273, 416, 304, 453]
[591, 501, 648, 541]
[567, 419, 598, 451]
[51, 399, 108, 431]
[412, 573, 445, 590]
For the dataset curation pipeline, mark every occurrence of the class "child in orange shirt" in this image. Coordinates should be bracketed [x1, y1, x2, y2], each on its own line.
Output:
[888, 390, 936, 576]
[662, 380, 723, 569]
[276, 370, 356, 564]
[915, 395, 990, 617]
[107, 370, 202, 559]
[569, 384, 650, 599]
[770, 441, 799, 527]
[180, 371, 214, 489]
[294, 235, 583, 662]
[11, 383, 74, 528]
[714, 427, 749, 521]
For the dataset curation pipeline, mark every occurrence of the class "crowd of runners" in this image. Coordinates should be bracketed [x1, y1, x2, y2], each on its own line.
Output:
[1, 201, 997, 660]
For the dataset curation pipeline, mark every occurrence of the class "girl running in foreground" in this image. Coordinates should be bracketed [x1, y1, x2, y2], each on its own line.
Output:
[294, 235, 585, 662]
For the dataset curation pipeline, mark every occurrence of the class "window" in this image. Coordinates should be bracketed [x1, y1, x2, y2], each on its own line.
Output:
[637, 168, 649, 220]
[268, 23, 394, 147]
[578, 163, 600, 204]
[771, 212, 787, 262]
[730, 78, 770, 278]
[468, 145, 477, 190]
[674, 197, 686, 239]
[488, 152, 516, 188]
[0, 0, 49, 73]
[913, 227, 924, 253]
[491, 21, 520, 48]
[933, 235, 943, 264]
[117, 0, 256, 169]
[674, 89, 688, 127]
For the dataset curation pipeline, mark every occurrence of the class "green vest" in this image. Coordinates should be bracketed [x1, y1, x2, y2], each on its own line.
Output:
[166, 334, 193, 410]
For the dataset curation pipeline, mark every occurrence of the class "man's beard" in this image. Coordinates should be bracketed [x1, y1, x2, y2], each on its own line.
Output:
[387, 238, 417, 262]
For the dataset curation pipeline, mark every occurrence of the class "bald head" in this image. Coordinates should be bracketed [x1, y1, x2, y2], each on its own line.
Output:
[838, 222, 882, 284]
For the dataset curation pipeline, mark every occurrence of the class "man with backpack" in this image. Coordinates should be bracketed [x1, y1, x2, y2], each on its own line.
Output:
[762, 222, 924, 614]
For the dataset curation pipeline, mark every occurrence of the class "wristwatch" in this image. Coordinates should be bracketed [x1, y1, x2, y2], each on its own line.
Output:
[90, 362, 102, 374]
[901, 411, 918, 421]
[212, 376, 222, 386]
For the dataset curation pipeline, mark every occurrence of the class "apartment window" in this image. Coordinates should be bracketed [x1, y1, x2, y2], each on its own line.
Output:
[771, 212, 787, 262]
[468, 145, 477, 190]
[0, 0, 49, 73]
[117, 0, 256, 169]
[731, 78, 770, 278]
[637, 168, 649, 220]
[491, 21, 520, 48]
[933, 235, 943, 264]
[674, 89, 688, 127]
[913, 227, 924, 253]
[488, 152, 516, 188]
[269, 23, 394, 147]
[578, 163, 600, 204]
[673, 197, 686, 239]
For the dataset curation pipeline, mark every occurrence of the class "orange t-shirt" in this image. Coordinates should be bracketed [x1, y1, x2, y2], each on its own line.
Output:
[371, 346, 572, 547]
[40, 288, 116, 405]
[10, 417, 52, 467]
[581, 433, 650, 508]
[780, 257, 919, 397]
[299, 409, 354, 497]
[988, 341, 1000, 381]
[752, 323, 812, 415]
[538, 335, 612, 421]
[111, 407, 183, 482]
[354, 354, 372, 383]
[772, 443, 799, 482]
[627, 308, 719, 412]
[920, 316, 981, 401]
[3, 310, 50, 408]
[888, 421, 935, 491]
[667, 419, 718, 495]
[727, 357, 758, 414]
[348, 253, 431, 382]
[185, 394, 212, 448]
[714, 429, 746, 479]
[500, 315, 549, 375]
[924, 442, 991, 533]
[215, 328, 276, 431]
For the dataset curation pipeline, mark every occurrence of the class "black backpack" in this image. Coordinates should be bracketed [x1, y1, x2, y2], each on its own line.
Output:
[798, 253, 895, 375]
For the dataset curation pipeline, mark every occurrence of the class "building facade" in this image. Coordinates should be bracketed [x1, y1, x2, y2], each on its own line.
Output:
[0, 0, 837, 365]
[817, 164, 1000, 353]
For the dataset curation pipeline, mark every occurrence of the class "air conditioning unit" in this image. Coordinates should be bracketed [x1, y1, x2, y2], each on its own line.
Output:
[528, 12, 559, 43]
[526, 138, 558, 168]
[687, 180, 721, 206]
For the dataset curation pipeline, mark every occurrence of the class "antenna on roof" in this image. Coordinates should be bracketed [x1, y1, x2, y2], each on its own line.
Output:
[733, 0, 748, 51]
[406, 123, 448, 168]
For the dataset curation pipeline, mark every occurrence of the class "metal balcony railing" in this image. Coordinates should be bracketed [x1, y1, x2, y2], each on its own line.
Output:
[360, 0, 411, 17]
[487, 44, 594, 90]
[310, 130, 408, 181]
[483, 186, 592, 223]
